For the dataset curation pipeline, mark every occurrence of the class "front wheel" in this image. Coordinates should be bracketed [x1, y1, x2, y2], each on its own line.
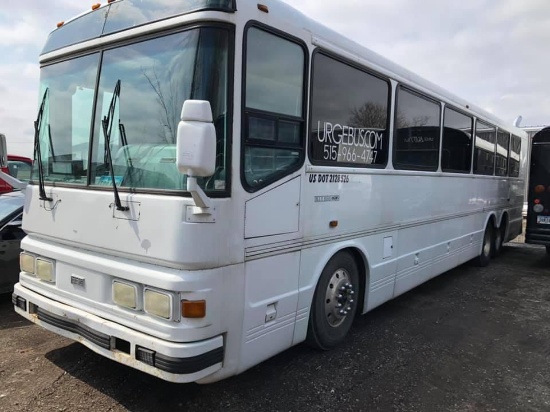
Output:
[476, 224, 494, 267]
[306, 251, 360, 350]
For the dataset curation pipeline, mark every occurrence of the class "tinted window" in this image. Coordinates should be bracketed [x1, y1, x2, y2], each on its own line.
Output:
[394, 88, 441, 171]
[104, 0, 236, 35]
[243, 28, 305, 189]
[495, 129, 510, 177]
[310, 53, 389, 166]
[246, 28, 304, 117]
[441, 108, 472, 173]
[509, 135, 521, 177]
[42, 11, 105, 54]
[43, 1, 236, 54]
[473, 120, 496, 175]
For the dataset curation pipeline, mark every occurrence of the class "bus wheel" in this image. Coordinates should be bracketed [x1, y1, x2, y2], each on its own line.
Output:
[476, 224, 494, 267]
[492, 224, 505, 257]
[306, 251, 359, 350]
[546, 246, 550, 255]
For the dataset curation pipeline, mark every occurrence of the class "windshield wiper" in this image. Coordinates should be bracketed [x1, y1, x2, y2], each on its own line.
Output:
[34, 88, 53, 201]
[118, 120, 133, 170]
[102, 80, 129, 211]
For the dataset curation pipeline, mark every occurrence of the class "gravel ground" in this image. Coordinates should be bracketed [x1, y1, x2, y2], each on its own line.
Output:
[0, 242, 549, 412]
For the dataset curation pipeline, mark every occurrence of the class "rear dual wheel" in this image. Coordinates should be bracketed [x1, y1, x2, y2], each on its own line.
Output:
[492, 224, 505, 257]
[306, 251, 360, 350]
[476, 224, 494, 267]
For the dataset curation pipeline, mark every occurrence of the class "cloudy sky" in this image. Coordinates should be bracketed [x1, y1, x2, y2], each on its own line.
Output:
[1, 0, 548, 157]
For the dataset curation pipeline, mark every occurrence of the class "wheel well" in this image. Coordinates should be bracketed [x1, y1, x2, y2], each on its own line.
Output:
[341, 247, 369, 315]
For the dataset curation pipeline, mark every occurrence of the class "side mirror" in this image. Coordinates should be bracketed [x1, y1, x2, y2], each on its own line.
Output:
[176, 100, 216, 177]
[0, 134, 7, 168]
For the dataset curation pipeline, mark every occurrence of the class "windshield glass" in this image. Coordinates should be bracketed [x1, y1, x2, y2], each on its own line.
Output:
[35, 53, 100, 185]
[35, 27, 230, 192]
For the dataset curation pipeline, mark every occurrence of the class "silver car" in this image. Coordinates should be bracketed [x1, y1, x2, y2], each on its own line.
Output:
[0, 190, 25, 294]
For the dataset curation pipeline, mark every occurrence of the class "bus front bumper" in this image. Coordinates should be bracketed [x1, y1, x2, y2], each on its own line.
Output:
[12, 283, 224, 383]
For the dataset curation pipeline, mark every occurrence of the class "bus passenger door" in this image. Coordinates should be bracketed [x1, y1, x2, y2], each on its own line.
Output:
[238, 24, 308, 372]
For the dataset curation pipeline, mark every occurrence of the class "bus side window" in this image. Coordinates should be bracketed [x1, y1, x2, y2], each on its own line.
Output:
[473, 120, 496, 176]
[242, 27, 306, 190]
[309, 53, 390, 168]
[393, 87, 441, 172]
[441, 107, 473, 173]
[495, 129, 510, 177]
[509, 135, 521, 177]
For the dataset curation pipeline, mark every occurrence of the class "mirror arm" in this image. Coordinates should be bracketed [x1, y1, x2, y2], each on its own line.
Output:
[0, 170, 27, 191]
[187, 174, 211, 209]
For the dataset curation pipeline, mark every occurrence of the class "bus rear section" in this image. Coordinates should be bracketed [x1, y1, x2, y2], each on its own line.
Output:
[526, 127, 550, 252]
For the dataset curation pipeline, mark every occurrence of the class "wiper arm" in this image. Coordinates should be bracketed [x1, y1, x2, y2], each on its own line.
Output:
[34, 88, 53, 201]
[102, 80, 129, 211]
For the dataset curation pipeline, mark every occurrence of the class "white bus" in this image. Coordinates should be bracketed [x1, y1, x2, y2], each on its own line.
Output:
[12, 0, 527, 383]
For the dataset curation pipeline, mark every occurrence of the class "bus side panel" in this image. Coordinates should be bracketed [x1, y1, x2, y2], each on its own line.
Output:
[238, 252, 300, 373]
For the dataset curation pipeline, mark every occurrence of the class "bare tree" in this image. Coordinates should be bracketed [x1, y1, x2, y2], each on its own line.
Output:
[348, 102, 387, 129]
[142, 65, 181, 143]
[349, 102, 412, 130]
[411, 115, 430, 127]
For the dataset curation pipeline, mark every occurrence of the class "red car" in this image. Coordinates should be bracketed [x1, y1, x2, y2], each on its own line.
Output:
[0, 155, 33, 194]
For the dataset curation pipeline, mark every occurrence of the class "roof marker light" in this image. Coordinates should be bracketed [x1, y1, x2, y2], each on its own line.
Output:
[92, 3, 101, 10]
[57, 21, 65, 28]
[257, 4, 269, 13]
[108, 0, 116, 3]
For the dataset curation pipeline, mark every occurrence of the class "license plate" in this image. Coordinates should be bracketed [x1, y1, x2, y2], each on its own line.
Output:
[537, 215, 550, 225]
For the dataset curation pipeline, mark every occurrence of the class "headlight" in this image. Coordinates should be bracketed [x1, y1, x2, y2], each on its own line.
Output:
[113, 281, 138, 309]
[144, 289, 172, 319]
[36, 258, 55, 282]
[20, 253, 35, 274]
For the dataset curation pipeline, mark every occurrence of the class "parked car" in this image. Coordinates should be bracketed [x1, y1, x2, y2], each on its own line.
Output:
[0, 190, 25, 294]
[0, 155, 32, 194]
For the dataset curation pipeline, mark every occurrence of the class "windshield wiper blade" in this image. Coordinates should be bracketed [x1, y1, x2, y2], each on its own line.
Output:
[118, 120, 133, 170]
[34, 88, 53, 201]
[102, 79, 129, 212]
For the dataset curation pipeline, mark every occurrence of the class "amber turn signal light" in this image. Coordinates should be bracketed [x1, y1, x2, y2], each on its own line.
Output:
[182, 300, 206, 318]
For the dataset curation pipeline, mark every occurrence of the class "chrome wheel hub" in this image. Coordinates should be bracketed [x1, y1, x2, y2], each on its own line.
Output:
[324, 268, 355, 327]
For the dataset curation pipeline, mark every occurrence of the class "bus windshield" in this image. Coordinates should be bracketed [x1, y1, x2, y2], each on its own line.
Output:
[35, 27, 230, 192]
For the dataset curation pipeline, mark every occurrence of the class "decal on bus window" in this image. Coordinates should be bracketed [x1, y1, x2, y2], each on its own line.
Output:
[315, 121, 383, 165]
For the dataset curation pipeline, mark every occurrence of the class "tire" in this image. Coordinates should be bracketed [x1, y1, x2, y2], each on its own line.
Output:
[476, 224, 494, 267]
[492, 224, 505, 257]
[306, 251, 360, 350]
[546, 246, 550, 255]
